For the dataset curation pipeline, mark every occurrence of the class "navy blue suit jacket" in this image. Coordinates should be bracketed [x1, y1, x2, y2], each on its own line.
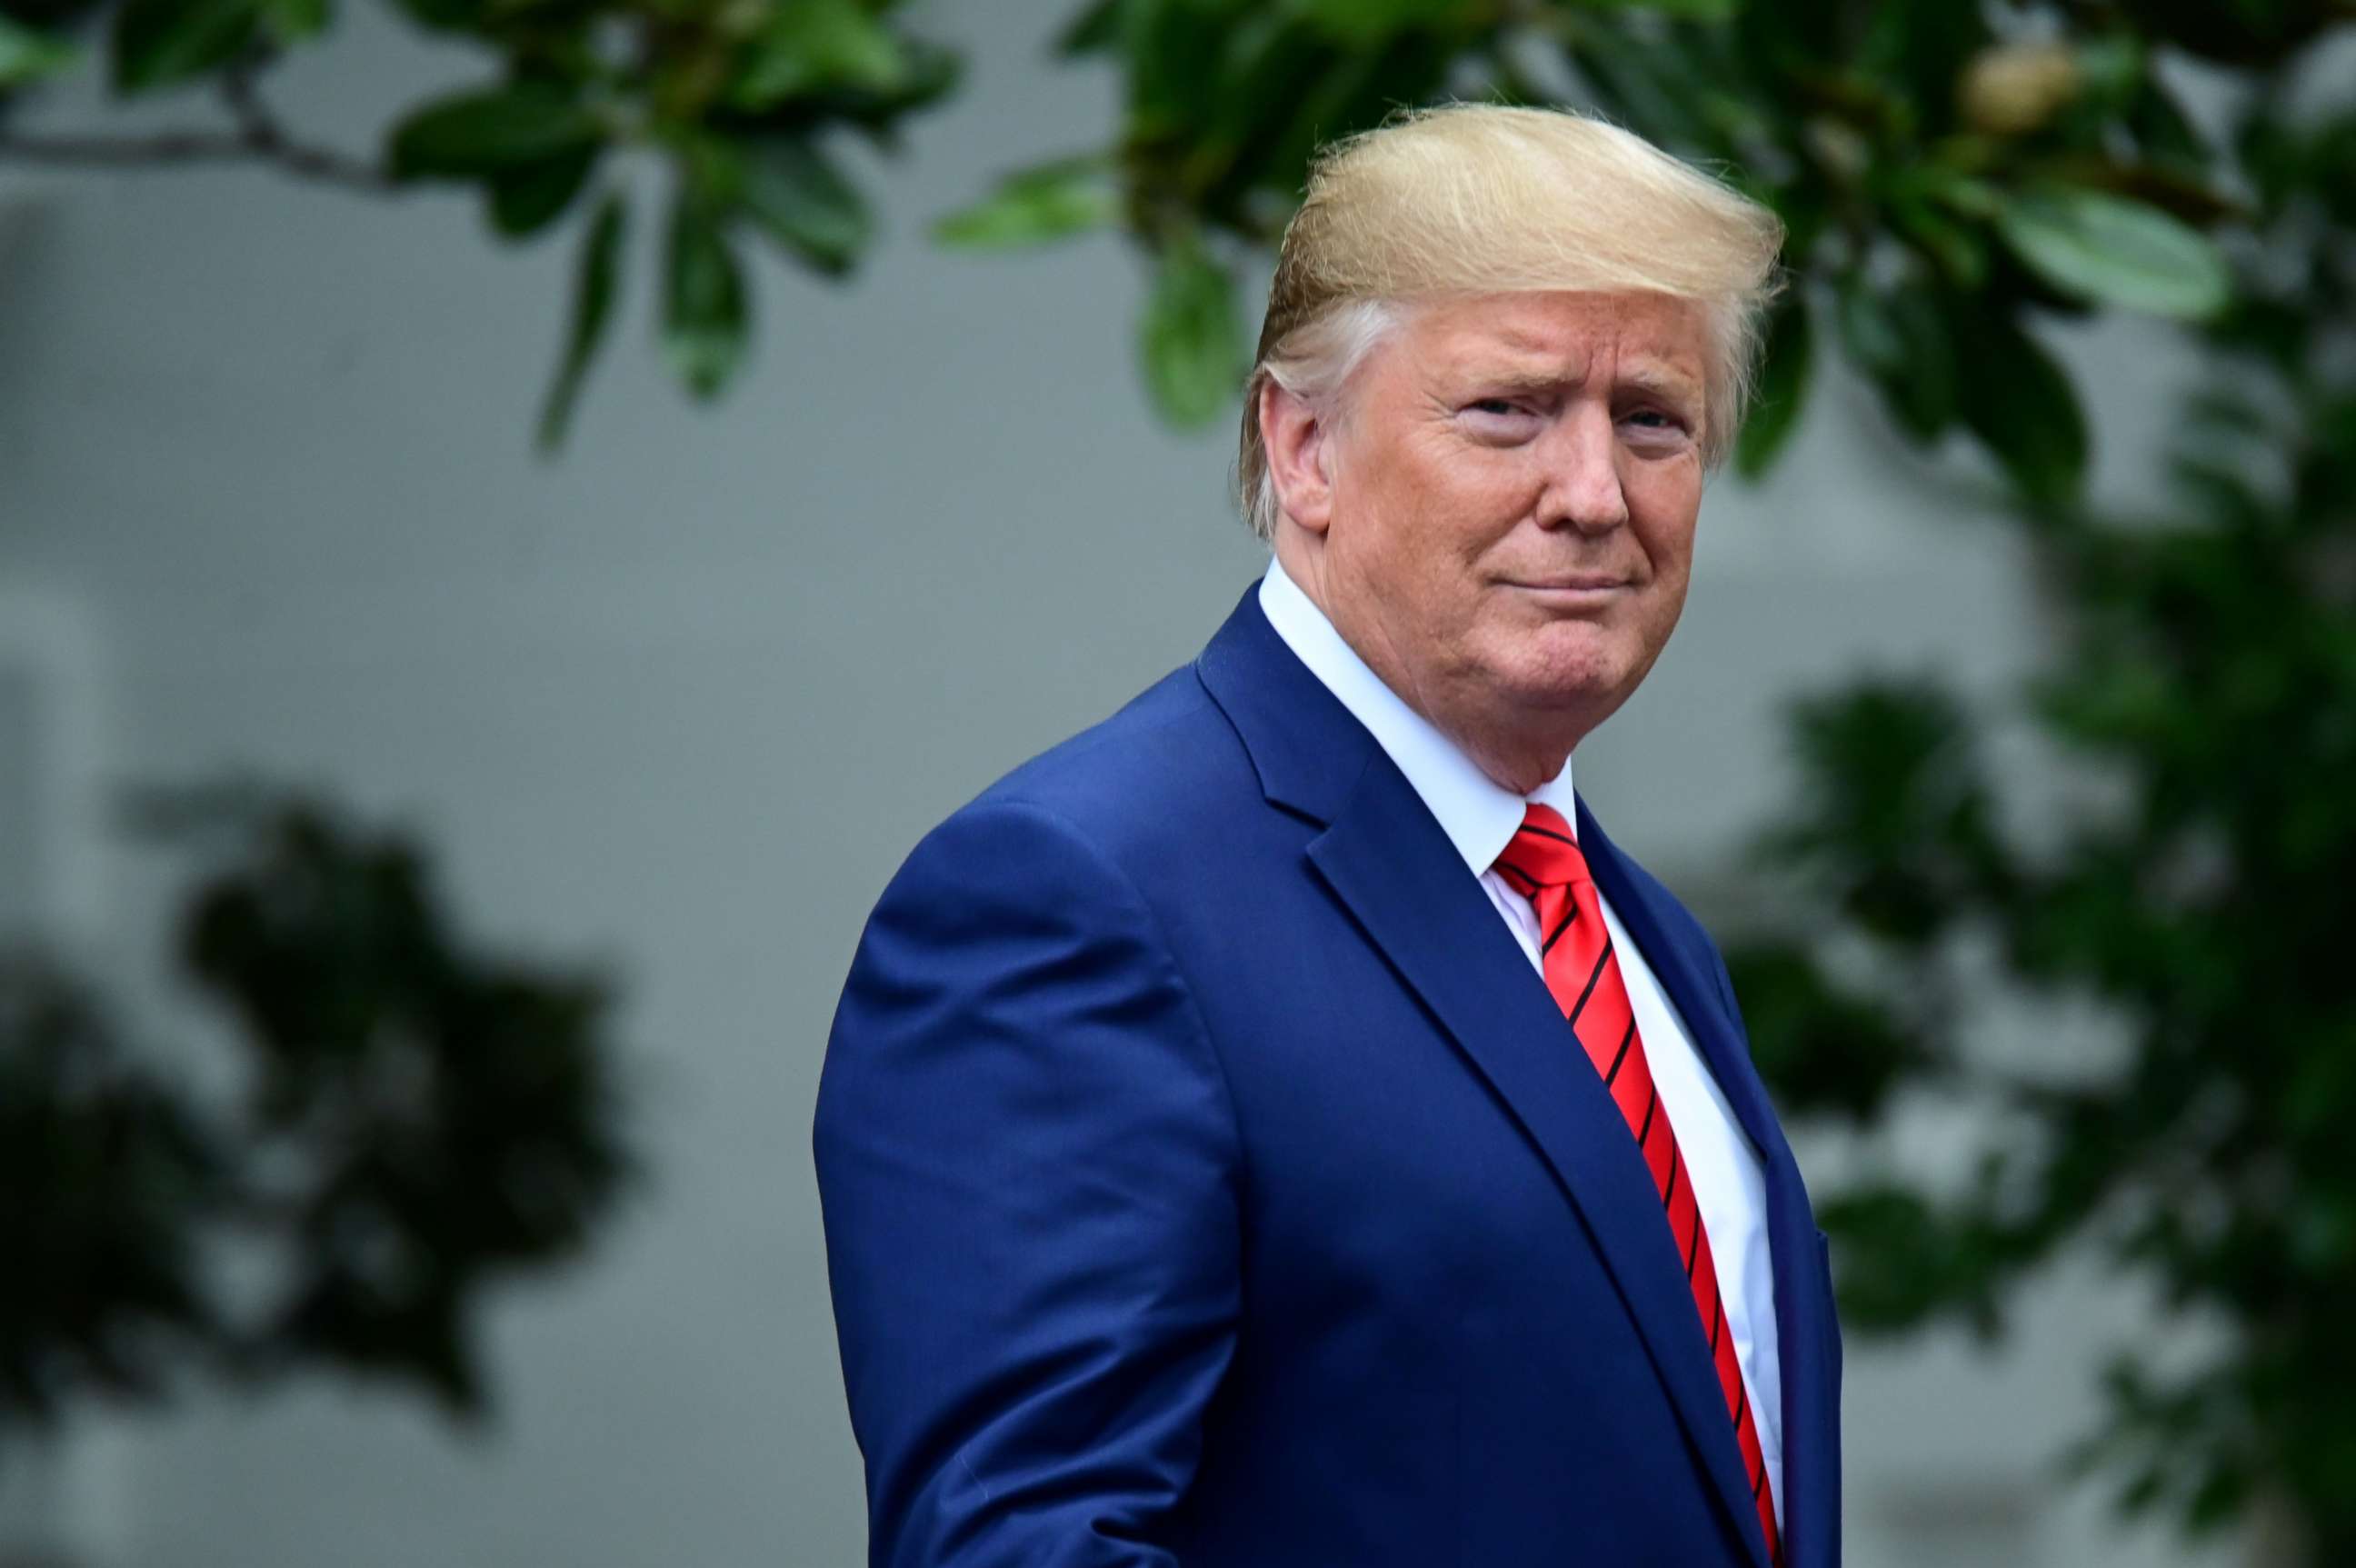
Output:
[815, 586, 1842, 1567]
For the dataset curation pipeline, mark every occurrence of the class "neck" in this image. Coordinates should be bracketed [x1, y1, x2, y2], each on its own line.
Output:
[1273, 535, 1582, 798]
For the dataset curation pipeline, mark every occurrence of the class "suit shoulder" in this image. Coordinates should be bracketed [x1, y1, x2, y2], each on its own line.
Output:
[951, 662, 1254, 857]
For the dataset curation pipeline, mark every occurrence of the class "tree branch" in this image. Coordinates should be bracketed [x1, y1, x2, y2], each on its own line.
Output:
[0, 60, 395, 194]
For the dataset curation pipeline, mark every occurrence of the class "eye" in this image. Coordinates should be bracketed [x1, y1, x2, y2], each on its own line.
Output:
[1621, 407, 1697, 447]
[1460, 398, 1544, 444]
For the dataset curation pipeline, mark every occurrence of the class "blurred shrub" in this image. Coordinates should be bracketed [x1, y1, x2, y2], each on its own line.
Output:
[0, 784, 634, 1444]
[1722, 65, 2356, 1567]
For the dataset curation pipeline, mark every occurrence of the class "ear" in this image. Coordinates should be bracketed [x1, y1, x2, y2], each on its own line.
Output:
[1258, 378, 1337, 536]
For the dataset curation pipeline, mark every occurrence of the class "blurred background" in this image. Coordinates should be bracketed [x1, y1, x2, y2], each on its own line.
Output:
[1, 0, 2350, 1563]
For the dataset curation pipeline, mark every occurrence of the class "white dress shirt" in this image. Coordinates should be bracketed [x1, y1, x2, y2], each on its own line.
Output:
[1258, 556, 1783, 1524]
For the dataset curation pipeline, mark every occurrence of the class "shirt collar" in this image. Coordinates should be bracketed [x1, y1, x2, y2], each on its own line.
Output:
[1257, 554, 1576, 879]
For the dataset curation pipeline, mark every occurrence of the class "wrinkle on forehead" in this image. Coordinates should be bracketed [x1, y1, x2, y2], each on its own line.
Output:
[1413, 291, 1710, 403]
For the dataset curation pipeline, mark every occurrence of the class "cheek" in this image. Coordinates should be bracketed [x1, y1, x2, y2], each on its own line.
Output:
[1373, 440, 1528, 566]
[1625, 469, 1702, 578]
[1435, 454, 1551, 554]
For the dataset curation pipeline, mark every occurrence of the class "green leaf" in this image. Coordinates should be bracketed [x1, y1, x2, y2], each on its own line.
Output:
[387, 84, 601, 181]
[1293, 0, 1485, 45]
[0, 15, 80, 85]
[2071, 35, 2145, 109]
[1735, 290, 1812, 478]
[1574, 0, 1736, 17]
[1139, 232, 1243, 427]
[1836, 275, 1957, 442]
[1994, 186, 2232, 321]
[933, 154, 1118, 250]
[1884, 174, 1990, 288]
[1723, 939, 1939, 1123]
[110, 0, 260, 94]
[1859, 0, 1990, 135]
[735, 136, 870, 276]
[257, 0, 325, 45]
[1835, 278, 1903, 373]
[1122, 0, 1225, 131]
[1951, 305, 2088, 505]
[2128, 75, 2209, 171]
[663, 192, 748, 401]
[488, 144, 598, 240]
[1053, 0, 1122, 55]
[732, 0, 907, 110]
[1572, 20, 1717, 152]
[536, 192, 626, 454]
[381, 0, 476, 33]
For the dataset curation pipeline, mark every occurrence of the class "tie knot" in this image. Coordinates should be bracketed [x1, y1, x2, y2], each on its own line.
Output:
[1494, 802, 1592, 891]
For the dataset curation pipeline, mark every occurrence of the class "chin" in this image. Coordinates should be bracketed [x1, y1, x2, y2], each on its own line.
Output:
[1481, 629, 1631, 705]
[1491, 656, 1627, 717]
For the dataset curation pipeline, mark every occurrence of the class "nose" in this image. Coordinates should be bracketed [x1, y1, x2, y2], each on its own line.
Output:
[1533, 401, 1631, 535]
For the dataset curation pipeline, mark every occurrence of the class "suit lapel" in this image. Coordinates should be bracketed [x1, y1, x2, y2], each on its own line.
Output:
[1309, 764, 1775, 1568]
[1572, 800, 1789, 1174]
[1577, 801, 1841, 1568]
[1206, 585, 1847, 1563]
[1196, 584, 1792, 1568]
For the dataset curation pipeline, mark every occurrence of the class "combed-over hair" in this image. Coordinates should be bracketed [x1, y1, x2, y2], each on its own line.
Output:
[1236, 103, 1786, 542]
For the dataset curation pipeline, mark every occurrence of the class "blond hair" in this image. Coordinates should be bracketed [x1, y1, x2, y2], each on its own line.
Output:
[1236, 103, 1786, 542]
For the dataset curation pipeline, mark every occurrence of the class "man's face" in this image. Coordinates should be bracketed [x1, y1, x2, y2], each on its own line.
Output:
[1313, 289, 1711, 750]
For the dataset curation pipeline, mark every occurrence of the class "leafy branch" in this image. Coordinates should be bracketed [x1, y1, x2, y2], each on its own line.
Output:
[938, 0, 2256, 502]
[0, 0, 964, 449]
[0, 50, 390, 187]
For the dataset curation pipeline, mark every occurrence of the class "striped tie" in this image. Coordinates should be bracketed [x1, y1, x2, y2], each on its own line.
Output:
[1493, 801, 1782, 1565]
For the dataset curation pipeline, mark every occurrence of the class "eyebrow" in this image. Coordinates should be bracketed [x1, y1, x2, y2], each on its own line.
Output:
[1466, 364, 1703, 406]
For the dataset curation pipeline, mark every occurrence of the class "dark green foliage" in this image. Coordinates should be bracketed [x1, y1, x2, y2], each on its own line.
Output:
[663, 178, 750, 400]
[108, 0, 257, 93]
[486, 142, 599, 238]
[1722, 75, 2356, 1557]
[1732, 289, 1811, 477]
[537, 188, 625, 452]
[1141, 227, 1244, 427]
[953, 0, 2244, 473]
[0, 0, 962, 448]
[729, 135, 870, 276]
[1759, 678, 2013, 947]
[937, 0, 1467, 425]
[0, 15, 78, 86]
[0, 786, 634, 1437]
[386, 82, 600, 180]
[0, 955, 221, 1421]
[1720, 940, 1938, 1125]
[933, 153, 1118, 251]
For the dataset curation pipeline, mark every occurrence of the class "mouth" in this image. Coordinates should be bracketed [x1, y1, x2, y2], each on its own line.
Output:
[1499, 575, 1630, 605]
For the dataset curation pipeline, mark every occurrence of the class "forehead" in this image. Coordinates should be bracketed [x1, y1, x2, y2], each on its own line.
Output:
[1402, 290, 1711, 392]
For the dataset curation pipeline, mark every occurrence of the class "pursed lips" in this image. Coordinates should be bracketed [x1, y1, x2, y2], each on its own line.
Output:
[1497, 574, 1631, 594]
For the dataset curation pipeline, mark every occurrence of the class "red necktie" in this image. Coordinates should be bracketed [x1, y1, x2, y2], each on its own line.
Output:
[1494, 802, 1782, 1566]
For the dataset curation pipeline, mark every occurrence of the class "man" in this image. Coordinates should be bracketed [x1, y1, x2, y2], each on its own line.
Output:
[814, 103, 1841, 1567]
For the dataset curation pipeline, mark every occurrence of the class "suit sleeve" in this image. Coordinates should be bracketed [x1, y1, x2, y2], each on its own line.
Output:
[813, 798, 1243, 1567]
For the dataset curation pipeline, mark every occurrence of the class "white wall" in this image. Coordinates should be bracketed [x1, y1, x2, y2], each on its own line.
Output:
[0, 2, 2247, 1563]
